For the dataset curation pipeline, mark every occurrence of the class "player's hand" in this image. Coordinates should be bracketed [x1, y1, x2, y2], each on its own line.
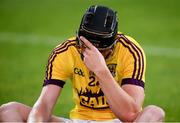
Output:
[80, 36, 108, 74]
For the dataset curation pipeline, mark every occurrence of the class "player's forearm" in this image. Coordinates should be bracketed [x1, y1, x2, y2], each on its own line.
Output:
[95, 68, 140, 121]
[27, 109, 43, 122]
[27, 103, 51, 122]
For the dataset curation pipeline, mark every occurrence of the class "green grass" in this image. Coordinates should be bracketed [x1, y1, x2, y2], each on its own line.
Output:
[0, 0, 180, 121]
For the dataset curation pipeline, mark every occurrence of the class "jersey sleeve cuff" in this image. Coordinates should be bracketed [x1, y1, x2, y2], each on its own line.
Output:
[43, 79, 65, 88]
[121, 78, 145, 88]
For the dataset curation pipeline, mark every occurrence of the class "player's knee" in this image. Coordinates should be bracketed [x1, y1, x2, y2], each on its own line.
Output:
[145, 105, 165, 121]
[0, 102, 20, 119]
[0, 102, 20, 111]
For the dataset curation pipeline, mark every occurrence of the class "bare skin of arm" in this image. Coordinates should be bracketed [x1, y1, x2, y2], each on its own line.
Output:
[27, 85, 62, 122]
[80, 36, 144, 122]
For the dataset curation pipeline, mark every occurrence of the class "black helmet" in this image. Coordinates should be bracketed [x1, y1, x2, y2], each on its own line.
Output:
[77, 5, 118, 50]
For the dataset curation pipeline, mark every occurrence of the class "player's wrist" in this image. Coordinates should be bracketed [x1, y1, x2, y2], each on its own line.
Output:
[94, 66, 110, 78]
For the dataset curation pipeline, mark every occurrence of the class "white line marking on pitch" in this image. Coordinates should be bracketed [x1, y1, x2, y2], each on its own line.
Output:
[143, 45, 180, 58]
[0, 32, 180, 58]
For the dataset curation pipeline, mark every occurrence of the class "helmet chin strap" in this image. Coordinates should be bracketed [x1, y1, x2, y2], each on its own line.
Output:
[102, 49, 113, 60]
[100, 45, 115, 60]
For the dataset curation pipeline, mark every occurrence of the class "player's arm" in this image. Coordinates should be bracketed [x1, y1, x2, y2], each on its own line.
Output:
[96, 70, 144, 122]
[81, 36, 144, 122]
[27, 44, 70, 122]
[27, 85, 62, 122]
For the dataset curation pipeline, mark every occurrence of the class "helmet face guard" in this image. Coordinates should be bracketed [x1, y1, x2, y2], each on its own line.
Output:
[77, 5, 118, 50]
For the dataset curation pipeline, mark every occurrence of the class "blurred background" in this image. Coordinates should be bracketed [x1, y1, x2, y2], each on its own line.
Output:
[0, 0, 180, 121]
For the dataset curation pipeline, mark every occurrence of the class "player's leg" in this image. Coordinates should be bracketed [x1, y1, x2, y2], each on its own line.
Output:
[134, 105, 165, 122]
[0, 102, 69, 122]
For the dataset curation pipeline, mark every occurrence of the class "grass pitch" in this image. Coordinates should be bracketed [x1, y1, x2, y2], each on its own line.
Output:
[0, 0, 180, 121]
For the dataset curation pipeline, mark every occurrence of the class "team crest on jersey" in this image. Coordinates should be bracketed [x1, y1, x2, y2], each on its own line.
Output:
[107, 63, 117, 77]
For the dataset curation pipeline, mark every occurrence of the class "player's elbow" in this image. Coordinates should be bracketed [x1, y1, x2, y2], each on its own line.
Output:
[116, 105, 140, 122]
[119, 111, 139, 122]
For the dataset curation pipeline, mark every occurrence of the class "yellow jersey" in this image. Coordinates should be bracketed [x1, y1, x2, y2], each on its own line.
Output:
[43, 32, 146, 120]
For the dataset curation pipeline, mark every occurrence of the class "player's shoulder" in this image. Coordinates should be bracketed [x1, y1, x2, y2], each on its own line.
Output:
[53, 36, 77, 54]
[117, 32, 138, 44]
[55, 36, 77, 49]
[116, 31, 144, 51]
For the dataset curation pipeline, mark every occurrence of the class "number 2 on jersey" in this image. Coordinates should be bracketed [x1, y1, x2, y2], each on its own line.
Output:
[88, 76, 99, 86]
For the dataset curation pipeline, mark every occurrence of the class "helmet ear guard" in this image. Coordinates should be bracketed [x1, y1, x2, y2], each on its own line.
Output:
[77, 5, 118, 50]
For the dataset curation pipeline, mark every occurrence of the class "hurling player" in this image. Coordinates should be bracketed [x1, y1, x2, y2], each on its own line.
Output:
[0, 5, 165, 122]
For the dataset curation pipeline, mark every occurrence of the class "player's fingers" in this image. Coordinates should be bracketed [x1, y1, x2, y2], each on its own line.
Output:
[82, 47, 90, 56]
[80, 36, 94, 50]
[82, 50, 89, 60]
